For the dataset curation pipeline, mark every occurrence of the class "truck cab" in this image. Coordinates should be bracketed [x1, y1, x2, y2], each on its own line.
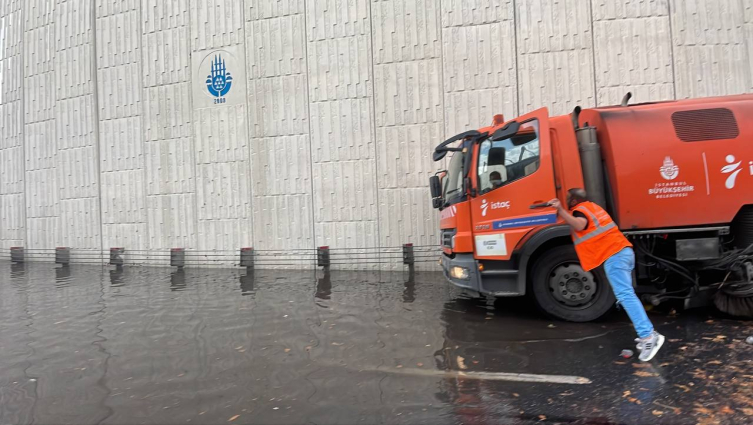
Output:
[431, 94, 753, 322]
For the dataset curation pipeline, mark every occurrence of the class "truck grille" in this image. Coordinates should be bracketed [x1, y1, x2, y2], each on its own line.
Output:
[441, 229, 456, 249]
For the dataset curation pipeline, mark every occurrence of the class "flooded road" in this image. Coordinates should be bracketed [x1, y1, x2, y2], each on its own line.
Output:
[0, 262, 751, 424]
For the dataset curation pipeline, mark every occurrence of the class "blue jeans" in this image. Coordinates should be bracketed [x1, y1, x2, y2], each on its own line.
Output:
[603, 248, 654, 338]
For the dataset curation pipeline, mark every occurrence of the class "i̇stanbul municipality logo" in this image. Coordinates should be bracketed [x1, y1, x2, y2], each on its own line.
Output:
[206, 54, 233, 100]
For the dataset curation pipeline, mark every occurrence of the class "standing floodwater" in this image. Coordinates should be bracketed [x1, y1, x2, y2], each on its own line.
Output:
[0, 263, 750, 424]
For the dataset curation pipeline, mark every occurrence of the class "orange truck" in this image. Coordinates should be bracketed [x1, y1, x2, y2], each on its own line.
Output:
[431, 93, 753, 321]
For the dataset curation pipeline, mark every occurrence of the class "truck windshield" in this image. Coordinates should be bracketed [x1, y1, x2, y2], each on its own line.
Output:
[443, 149, 466, 204]
[477, 119, 540, 194]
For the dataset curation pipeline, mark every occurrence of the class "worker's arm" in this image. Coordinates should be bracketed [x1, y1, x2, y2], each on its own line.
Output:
[548, 199, 588, 232]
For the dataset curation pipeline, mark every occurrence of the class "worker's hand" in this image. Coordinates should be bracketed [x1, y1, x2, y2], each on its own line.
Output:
[548, 199, 562, 210]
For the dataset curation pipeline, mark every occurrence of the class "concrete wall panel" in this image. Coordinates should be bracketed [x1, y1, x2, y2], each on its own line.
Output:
[97, 0, 147, 251]
[306, 0, 370, 41]
[55, 0, 101, 250]
[98, 117, 143, 172]
[0, 103, 23, 148]
[141, 0, 189, 33]
[0, 193, 25, 245]
[144, 138, 195, 196]
[441, 21, 517, 133]
[0, 54, 23, 102]
[671, 0, 751, 98]
[252, 194, 313, 251]
[441, 0, 512, 27]
[518, 49, 595, 116]
[100, 169, 145, 223]
[371, 0, 441, 65]
[190, 0, 244, 52]
[24, 72, 56, 122]
[5, 0, 753, 267]
[143, 83, 192, 141]
[0, 0, 25, 249]
[378, 187, 436, 247]
[59, 197, 100, 248]
[141, 26, 191, 87]
[374, 59, 442, 127]
[307, 34, 372, 102]
[517, 0, 594, 115]
[376, 122, 442, 190]
[194, 105, 249, 164]
[57, 146, 99, 199]
[146, 193, 196, 249]
[95, 0, 137, 19]
[245, 0, 304, 21]
[247, 4, 313, 254]
[195, 161, 251, 221]
[0, 146, 24, 194]
[250, 136, 311, 197]
[55, 45, 94, 100]
[247, 75, 309, 137]
[246, 14, 306, 79]
[592, 0, 669, 20]
[593, 13, 674, 105]
[309, 98, 373, 162]
[26, 168, 58, 218]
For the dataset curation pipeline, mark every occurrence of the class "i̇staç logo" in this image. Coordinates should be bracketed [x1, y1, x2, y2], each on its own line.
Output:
[481, 199, 489, 216]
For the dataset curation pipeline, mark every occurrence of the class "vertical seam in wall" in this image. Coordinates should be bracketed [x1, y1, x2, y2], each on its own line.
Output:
[186, 2, 199, 250]
[667, 0, 678, 99]
[367, 0, 381, 268]
[437, 0, 446, 257]
[92, 0, 104, 261]
[512, 0, 520, 115]
[20, 2, 28, 249]
[240, 3, 255, 251]
[438, 0, 445, 140]
[588, 0, 599, 107]
[52, 3, 58, 250]
[136, 1, 150, 253]
[740, 0, 752, 92]
[302, 1, 317, 256]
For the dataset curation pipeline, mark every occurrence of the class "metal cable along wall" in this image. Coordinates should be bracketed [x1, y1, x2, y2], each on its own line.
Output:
[0, 245, 441, 270]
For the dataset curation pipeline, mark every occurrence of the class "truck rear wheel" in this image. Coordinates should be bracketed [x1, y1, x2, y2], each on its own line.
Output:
[531, 245, 615, 322]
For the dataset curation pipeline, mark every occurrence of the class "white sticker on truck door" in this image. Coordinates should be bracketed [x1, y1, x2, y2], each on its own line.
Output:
[475, 233, 507, 257]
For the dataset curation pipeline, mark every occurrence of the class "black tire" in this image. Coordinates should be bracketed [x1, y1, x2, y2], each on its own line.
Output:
[531, 245, 615, 322]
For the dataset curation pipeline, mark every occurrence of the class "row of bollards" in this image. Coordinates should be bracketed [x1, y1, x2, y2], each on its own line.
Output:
[7, 244, 418, 272]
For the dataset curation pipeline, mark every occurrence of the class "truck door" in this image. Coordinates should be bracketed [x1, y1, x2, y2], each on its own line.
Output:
[470, 108, 557, 260]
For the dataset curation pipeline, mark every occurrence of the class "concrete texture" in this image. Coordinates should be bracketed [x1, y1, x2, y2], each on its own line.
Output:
[1, 0, 752, 268]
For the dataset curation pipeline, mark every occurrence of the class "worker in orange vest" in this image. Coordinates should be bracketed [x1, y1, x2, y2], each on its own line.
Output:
[549, 188, 665, 361]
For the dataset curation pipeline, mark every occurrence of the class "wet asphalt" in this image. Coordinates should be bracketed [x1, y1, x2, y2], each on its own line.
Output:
[0, 262, 751, 425]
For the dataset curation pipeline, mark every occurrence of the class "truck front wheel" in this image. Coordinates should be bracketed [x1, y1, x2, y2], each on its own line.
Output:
[531, 245, 615, 322]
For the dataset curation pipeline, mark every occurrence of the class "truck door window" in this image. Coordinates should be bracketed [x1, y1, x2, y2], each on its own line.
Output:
[443, 149, 466, 204]
[477, 119, 540, 194]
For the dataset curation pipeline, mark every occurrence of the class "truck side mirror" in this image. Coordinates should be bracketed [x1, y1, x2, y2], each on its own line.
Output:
[432, 198, 443, 209]
[429, 175, 442, 200]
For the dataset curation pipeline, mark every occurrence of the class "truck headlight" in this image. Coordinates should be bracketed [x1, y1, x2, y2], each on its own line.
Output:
[450, 266, 469, 280]
[451, 235, 456, 249]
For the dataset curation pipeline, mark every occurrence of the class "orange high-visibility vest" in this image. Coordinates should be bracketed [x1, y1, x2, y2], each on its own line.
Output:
[570, 202, 632, 271]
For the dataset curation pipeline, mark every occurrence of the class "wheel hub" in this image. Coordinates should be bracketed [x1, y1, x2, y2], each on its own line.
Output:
[549, 264, 598, 307]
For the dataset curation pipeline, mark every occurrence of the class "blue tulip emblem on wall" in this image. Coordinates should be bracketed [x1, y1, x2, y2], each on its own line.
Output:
[206, 55, 232, 103]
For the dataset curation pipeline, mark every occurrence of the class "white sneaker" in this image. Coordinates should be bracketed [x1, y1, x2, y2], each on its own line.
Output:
[638, 331, 665, 362]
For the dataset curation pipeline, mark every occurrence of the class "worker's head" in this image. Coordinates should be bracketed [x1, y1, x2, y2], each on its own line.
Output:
[489, 171, 502, 187]
[566, 188, 588, 209]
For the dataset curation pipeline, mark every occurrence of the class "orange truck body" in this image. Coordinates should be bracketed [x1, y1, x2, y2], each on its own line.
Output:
[434, 94, 753, 319]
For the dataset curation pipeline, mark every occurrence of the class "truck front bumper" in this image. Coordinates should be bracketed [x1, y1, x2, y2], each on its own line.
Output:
[441, 253, 525, 297]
